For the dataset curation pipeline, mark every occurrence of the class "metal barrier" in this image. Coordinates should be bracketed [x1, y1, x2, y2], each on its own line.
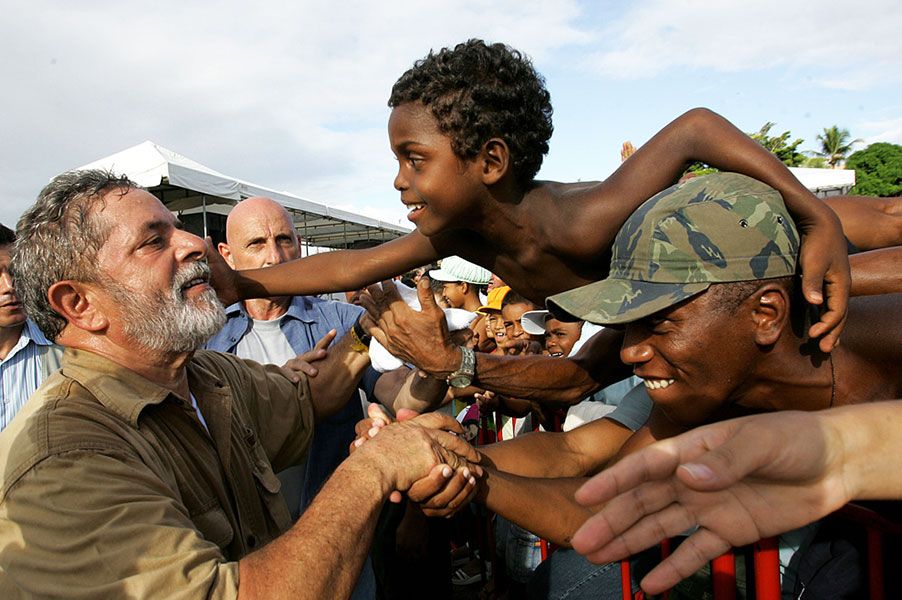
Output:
[619, 502, 902, 599]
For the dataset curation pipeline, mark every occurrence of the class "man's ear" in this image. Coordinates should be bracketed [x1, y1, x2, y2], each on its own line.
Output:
[47, 281, 109, 334]
[217, 242, 236, 269]
[480, 138, 510, 185]
[751, 284, 791, 346]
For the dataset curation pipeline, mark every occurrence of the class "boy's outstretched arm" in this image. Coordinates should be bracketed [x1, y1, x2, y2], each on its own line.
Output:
[591, 108, 849, 351]
[207, 230, 441, 306]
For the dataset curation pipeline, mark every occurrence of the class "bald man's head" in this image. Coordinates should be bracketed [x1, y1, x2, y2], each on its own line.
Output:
[219, 197, 301, 270]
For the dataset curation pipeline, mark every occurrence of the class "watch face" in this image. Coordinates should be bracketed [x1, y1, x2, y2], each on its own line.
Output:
[448, 374, 472, 389]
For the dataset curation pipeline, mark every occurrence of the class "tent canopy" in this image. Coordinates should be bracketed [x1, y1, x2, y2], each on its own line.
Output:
[78, 141, 412, 249]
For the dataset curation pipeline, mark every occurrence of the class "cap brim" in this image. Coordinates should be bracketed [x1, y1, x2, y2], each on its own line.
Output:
[428, 269, 457, 282]
[547, 278, 711, 325]
[520, 310, 549, 335]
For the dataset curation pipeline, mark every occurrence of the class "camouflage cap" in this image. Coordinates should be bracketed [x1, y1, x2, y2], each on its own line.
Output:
[547, 173, 799, 325]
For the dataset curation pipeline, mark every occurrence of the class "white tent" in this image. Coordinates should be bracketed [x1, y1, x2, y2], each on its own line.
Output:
[789, 167, 856, 197]
[78, 141, 412, 250]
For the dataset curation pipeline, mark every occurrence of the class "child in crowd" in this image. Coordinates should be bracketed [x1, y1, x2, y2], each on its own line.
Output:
[212, 39, 850, 352]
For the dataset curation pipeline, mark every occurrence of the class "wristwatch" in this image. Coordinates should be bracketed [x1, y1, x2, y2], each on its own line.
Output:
[446, 346, 476, 388]
[349, 319, 372, 353]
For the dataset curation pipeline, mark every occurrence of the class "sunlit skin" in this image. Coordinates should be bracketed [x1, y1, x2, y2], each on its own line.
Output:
[544, 318, 583, 358]
[0, 244, 27, 359]
[49, 188, 213, 398]
[619, 292, 755, 425]
[220, 104, 852, 352]
[218, 197, 301, 321]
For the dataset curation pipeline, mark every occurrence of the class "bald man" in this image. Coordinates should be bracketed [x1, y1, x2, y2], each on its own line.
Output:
[206, 198, 445, 600]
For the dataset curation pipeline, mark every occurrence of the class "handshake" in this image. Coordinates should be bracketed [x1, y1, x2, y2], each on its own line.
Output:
[350, 404, 483, 514]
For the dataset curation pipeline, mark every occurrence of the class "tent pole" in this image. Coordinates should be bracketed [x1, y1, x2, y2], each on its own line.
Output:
[202, 196, 208, 238]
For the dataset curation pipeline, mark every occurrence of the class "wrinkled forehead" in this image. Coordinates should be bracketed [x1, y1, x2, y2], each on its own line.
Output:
[95, 188, 178, 248]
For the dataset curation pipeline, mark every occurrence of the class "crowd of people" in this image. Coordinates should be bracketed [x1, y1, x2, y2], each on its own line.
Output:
[0, 39, 900, 599]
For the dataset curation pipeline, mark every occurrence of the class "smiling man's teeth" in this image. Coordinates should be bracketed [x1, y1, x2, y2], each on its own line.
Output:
[407, 204, 425, 214]
[642, 378, 675, 390]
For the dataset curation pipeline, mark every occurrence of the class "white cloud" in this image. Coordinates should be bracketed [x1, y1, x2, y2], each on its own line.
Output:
[582, 0, 902, 88]
[858, 116, 902, 145]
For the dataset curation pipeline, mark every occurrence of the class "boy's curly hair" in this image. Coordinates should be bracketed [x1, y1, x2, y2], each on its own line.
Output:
[389, 39, 553, 186]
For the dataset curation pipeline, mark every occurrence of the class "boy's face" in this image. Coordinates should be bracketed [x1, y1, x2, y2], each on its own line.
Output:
[388, 102, 484, 237]
[544, 318, 582, 357]
[441, 281, 467, 308]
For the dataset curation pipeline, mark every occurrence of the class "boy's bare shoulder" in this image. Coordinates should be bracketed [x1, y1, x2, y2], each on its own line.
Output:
[526, 180, 623, 254]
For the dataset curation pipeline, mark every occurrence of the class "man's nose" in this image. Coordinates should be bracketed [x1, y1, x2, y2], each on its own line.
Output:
[174, 230, 207, 262]
[620, 325, 654, 366]
[0, 271, 14, 294]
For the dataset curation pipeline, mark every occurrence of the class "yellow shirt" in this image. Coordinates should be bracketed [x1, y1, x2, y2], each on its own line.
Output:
[0, 348, 314, 599]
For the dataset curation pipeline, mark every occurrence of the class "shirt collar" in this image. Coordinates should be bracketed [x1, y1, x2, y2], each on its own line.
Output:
[23, 319, 54, 347]
[228, 296, 317, 324]
[60, 347, 226, 427]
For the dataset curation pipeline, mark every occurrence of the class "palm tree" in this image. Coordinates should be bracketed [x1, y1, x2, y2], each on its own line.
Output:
[814, 126, 863, 168]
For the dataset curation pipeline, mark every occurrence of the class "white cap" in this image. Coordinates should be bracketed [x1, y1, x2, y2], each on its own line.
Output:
[520, 310, 550, 336]
[429, 256, 492, 285]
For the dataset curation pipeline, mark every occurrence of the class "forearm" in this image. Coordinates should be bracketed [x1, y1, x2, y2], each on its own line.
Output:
[476, 468, 592, 547]
[850, 247, 902, 295]
[481, 417, 633, 478]
[830, 401, 902, 501]
[376, 367, 449, 414]
[235, 233, 438, 299]
[481, 430, 590, 478]
[614, 109, 831, 228]
[474, 353, 607, 403]
[238, 457, 389, 600]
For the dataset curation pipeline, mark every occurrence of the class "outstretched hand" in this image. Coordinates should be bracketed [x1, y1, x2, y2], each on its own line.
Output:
[278, 329, 337, 382]
[569, 411, 852, 594]
[358, 279, 458, 375]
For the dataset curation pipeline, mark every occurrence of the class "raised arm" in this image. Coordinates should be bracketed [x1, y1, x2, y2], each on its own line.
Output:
[850, 246, 902, 296]
[588, 108, 850, 351]
[208, 230, 441, 306]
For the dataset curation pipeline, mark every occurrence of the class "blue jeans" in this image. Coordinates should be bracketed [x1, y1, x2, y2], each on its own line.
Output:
[526, 547, 654, 600]
[495, 517, 544, 584]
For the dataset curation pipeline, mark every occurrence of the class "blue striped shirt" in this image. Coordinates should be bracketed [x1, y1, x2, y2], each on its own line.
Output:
[1, 320, 56, 431]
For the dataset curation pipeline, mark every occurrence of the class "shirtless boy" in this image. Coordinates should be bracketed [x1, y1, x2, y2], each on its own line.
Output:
[213, 39, 851, 352]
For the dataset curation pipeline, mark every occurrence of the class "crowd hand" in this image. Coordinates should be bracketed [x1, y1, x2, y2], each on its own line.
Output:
[792, 195, 850, 352]
[500, 338, 543, 356]
[569, 411, 851, 595]
[278, 329, 337, 382]
[474, 390, 499, 412]
[352, 404, 482, 506]
[204, 237, 241, 307]
[621, 141, 636, 163]
[358, 279, 456, 374]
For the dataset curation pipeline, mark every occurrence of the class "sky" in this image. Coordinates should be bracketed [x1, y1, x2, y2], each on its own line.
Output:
[2, 0, 900, 229]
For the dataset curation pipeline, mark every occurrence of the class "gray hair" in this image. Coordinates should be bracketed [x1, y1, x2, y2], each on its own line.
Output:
[13, 169, 138, 341]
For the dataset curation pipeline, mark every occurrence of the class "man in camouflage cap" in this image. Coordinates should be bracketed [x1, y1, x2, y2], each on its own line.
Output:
[547, 172, 799, 326]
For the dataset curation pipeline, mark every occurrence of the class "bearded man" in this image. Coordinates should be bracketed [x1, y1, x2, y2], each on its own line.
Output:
[0, 170, 477, 599]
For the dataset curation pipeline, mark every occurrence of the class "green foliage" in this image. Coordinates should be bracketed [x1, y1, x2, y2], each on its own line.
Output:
[749, 122, 807, 167]
[685, 161, 718, 176]
[847, 143, 902, 196]
[800, 156, 828, 168]
[813, 125, 863, 168]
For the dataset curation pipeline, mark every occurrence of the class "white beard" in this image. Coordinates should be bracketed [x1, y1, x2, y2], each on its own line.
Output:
[104, 261, 226, 353]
